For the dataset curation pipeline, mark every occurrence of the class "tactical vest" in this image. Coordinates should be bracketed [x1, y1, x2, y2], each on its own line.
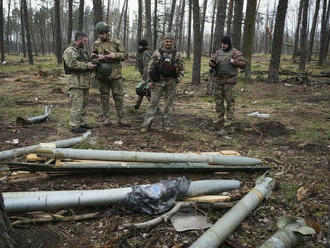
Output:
[215, 48, 237, 77]
[159, 49, 178, 78]
[63, 44, 90, 75]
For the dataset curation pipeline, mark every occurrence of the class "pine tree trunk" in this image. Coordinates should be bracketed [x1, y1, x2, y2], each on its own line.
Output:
[178, 0, 186, 51]
[167, 0, 177, 32]
[67, 0, 73, 44]
[78, 0, 84, 32]
[54, 0, 62, 64]
[19, 2, 26, 57]
[137, 0, 143, 43]
[123, 0, 128, 51]
[227, 0, 234, 34]
[242, 0, 257, 83]
[22, 0, 33, 64]
[232, 0, 244, 50]
[292, 0, 303, 63]
[209, 0, 217, 56]
[200, 0, 208, 51]
[212, 0, 228, 53]
[299, 0, 309, 71]
[145, 0, 153, 46]
[268, 0, 288, 83]
[0, 193, 17, 248]
[187, 0, 192, 60]
[192, 0, 202, 85]
[154, 0, 158, 50]
[307, 0, 321, 61]
[6, 0, 11, 54]
[0, 0, 4, 62]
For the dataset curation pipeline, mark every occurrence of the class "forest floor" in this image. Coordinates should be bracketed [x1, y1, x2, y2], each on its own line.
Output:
[0, 54, 329, 248]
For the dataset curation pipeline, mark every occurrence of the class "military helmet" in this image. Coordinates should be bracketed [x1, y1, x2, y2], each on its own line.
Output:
[96, 63, 112, 79]
[163, 33, 175, 40]
[95, 21, 110, 34]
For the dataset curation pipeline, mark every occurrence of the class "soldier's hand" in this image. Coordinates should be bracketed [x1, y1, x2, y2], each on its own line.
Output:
[230, 58, 234, 64]
[149, 82, 153, 87]
[106, 52, 116, 59]
[88, 62, 97, 70]
[97, 54, 106, 60]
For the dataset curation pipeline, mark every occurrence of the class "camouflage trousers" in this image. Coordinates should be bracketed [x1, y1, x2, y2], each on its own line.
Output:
[142, 78, 177, 128]
[97, 78, 124, 119]
[68, 88, 89, 128]
[214, 83, 235, 124]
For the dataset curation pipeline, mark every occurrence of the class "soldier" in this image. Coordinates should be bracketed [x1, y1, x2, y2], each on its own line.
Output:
[92, 21, 128, 126]
[135, 39, 152, 109]
[141, 33, 184, 132]
[209, 35, 247, 133]
[63, 32, 97, 133]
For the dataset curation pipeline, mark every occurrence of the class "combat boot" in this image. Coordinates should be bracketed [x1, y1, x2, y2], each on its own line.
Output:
[161, 116, 172, 131]
[141, 117, 153, 133]
[117, 116, 130, 127]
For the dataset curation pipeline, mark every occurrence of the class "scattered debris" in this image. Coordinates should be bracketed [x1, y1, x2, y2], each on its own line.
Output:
[190, 176, 275, 248]
[0, 130, 91, 161]
[184, 195, 230, 203]
[11, 211, 99, 227]
[259, 216, 319, 248]
[16, 106, 52, 126]
[171, 213, 212, 232]
[5, 139, 19, 145]
[114, 140, 123, 145]
[246, 112, 270, 118]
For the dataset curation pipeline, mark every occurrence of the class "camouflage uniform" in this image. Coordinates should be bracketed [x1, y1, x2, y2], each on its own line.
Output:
[141, 47, 184, 130]
[135, 48, 152, 108]
[92, 37, 127, 122]
[63, 43, 92, 128]
[210, 48, 247, 126]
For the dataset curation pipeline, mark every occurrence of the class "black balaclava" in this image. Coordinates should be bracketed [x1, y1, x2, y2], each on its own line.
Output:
[221, 36, 232, 51]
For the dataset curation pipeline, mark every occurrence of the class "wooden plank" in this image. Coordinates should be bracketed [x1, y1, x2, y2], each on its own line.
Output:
[184, 195, 231, 203]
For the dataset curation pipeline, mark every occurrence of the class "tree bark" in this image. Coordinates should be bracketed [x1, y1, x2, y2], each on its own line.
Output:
[67, 0, 73, 44]
[54, 0, 62, 64]
[145, 0, 152, 46]
[321, 0, 330, 62]
[78, 0, 84, 32]
[93, 0, 103, 38]
[6, 0, 11, 54]
[116, 0, 126, 38]
[299, 0, 309, 71]
[268, 0, 289, 83]
[242, 0, 257, 83]
[292, 0, 303, 63]
[19, 1, 26, 57]
[123, 0, 128, 50]
[227, 0, 234, 34]
[212, 0, 228, 53]
[153, 0, 158, 50]
[187, 0, 192, 60]
[232, 0, 244, 50]
[167, 0, 177, 32]
[178, 0, 186, 51]
[0, 0, 4, 62]
[21, 0, 33, 64]
[192, 0, 202, 85]
[307, 0, 321, 61]
[319, 0, 328, 65]
[209, 0, 217, 56]
[137, 0, 143, 43]
[0, 193, 17, 248]
[200, 0, 208, 47]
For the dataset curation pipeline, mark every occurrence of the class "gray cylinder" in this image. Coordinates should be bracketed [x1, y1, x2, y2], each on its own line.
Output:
[3, 179, 240, 213]
[36, 148, 261, 166]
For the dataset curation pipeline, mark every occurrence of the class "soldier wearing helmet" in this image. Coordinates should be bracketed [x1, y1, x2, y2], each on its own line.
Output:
[92, 21, 129, 126]
[140, 33, 184, 132]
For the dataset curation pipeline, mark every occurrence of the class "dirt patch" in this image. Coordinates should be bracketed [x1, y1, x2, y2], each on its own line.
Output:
[233, 121, 291, 138]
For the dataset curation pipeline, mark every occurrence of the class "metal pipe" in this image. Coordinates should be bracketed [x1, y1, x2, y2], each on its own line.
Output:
[16, 106, 52, 126]
[190, 176, 275, 248]
[36, 148, 261, 166]
[0, 131, 91, 161]
[3, 179, 240, 212]
[5, 161, 271, 173]
[259, 216, 316, 248]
